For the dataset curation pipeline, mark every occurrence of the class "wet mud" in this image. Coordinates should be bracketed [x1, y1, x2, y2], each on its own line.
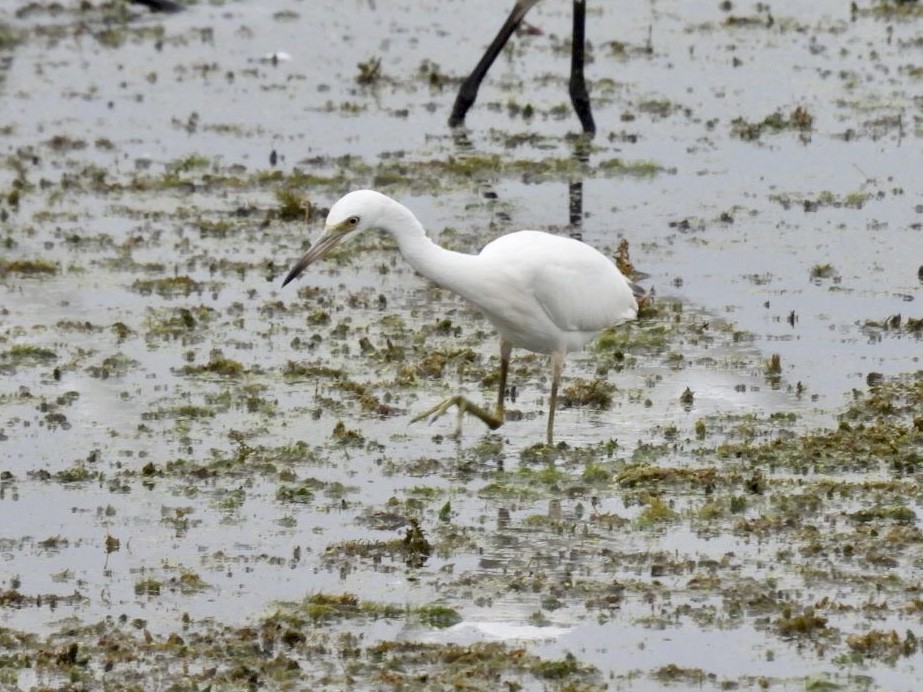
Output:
[1, 0, 921, 689]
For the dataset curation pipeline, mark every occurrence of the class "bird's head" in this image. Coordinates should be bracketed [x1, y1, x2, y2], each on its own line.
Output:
[281, 190, 385, 287]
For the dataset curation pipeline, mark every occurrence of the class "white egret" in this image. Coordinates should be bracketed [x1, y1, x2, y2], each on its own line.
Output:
[282, 190, 638, 444]
[450, 0, 595, 133]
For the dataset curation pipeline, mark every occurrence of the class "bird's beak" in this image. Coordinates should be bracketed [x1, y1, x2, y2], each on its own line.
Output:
[281, 228, 348, 287]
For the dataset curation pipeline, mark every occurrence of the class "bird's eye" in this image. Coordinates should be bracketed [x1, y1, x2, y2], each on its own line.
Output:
[347, 216, 360, 226]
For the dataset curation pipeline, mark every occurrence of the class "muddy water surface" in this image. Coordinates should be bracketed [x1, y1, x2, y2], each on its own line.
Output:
[1, 1, 921, 689]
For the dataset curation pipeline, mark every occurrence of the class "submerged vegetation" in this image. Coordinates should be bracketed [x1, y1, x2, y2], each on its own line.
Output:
[0, 1, 920, 689]
[731, 105, 814, 140]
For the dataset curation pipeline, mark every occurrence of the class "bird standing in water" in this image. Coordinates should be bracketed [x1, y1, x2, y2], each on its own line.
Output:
[282, 190, 637, 444]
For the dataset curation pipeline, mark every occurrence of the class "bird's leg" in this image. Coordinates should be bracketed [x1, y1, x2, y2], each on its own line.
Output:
[410, 338, 512, 437]
[547, 352, 565, 445]
[410, 396, 503, 437]
[496, 338, 512, 419]
[569, 0, 596, 134]
[449, 0, 541, 128]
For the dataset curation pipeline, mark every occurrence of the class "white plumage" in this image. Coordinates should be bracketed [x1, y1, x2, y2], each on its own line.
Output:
[283, 189, 638, 443]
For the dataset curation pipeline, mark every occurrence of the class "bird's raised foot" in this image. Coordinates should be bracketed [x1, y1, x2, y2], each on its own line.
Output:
[410, 395, 503, 438]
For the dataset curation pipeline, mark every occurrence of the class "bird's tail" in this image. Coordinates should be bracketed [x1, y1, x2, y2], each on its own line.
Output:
[629, 281, 653, 310]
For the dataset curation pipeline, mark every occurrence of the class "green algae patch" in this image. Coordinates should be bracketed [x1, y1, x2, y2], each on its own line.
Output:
[131, 275, 206, 298]
[652, 663, 710, 685]
[367, 152, 663, 192]
[86, 353, 139, 378]
[284, 360, 399, 416]
[560, 378, 616, 409]
[134, 577, 163, 597]
[1, 344, 58, 366]
[636, 495, 679, 528]
[616, 464, 720, 491]
[367, 641, 598, 688]
[0, 605, 600, 689]
[143, 306, 218, 341]
[293, 592, 404, 623]
[715, 373, 923, 474]
[0, 258, 57, 277]
[54, 463, 97, 483]
[731, 106, 814, 140]
[846, 629, 918, 662]
[850, 505, 917, 524]
[274, 187, 314, 222]
[777, 609, 830, 639]
[275, 484, 315, 505]
[416, 604, 463, 629]
[323, 518, 432, 568]
[179, 355, 248, 377]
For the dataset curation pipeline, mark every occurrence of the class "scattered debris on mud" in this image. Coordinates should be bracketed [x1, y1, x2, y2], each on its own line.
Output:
[1, 1, 921, 688]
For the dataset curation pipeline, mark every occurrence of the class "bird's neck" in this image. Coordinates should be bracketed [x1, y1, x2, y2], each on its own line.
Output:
[382, 202, 483, 301]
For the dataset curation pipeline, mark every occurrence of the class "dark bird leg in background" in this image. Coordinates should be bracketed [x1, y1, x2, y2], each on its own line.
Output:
[569, 0, 596, 134]
[131, 0, 184, 13]
[450, 0, 595, 134]
[449, 0, 541, 128]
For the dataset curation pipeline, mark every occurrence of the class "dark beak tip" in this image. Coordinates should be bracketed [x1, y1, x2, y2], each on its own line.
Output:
[281, 261, 307, 288]
[281, 232, 337, 288]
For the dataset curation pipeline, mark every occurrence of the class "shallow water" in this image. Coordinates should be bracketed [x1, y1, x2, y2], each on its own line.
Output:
[1, 0, 922, 689]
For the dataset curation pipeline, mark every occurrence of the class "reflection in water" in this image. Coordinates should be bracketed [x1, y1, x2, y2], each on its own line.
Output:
[452, 130, 594, 241]
[547, 498, 562, 521]
[568, 136, 593, 240]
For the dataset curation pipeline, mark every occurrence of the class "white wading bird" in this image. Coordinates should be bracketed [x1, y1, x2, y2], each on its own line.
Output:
[282, 190, 638, 444]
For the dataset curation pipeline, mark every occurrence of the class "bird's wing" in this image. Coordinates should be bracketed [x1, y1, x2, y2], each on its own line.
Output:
[531, 251, 637, 333]
[481, 231, 637, 334]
